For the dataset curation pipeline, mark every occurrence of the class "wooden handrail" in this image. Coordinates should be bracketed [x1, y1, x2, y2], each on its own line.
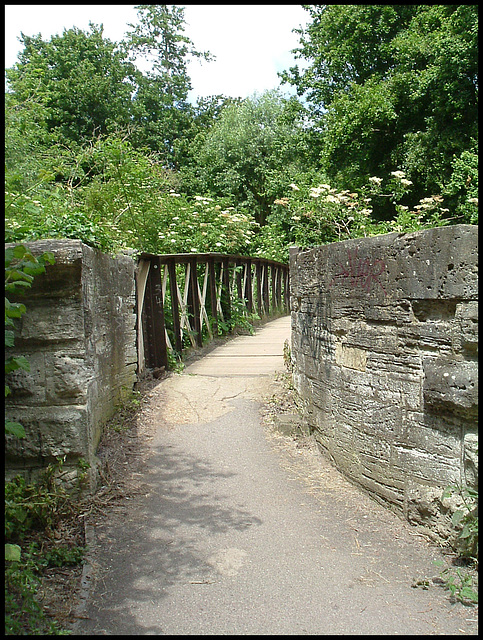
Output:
[136, 252, 290, 373]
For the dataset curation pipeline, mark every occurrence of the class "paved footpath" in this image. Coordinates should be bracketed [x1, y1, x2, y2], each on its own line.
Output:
[75, 316, 477, 635]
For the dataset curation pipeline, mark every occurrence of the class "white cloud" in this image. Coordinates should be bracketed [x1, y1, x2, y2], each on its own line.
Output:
[4, 4, 309, 100]
[184, 5, 308, 99]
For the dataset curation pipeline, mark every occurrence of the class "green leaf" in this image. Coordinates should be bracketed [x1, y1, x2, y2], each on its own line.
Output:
[5, 280, 31, 294]
[6, 269, 34, 284]
[41, 251, 56, 265]
[5, 299, 27, 318]
[5, 245, 27, 266]
[460, 586, 478, 603]
[5, 420, 26, 438]
[451, 510, 465, 526]
[5, 355, 30, 374]
[459, 524, 473, 539]
[5, 543, 22, 562]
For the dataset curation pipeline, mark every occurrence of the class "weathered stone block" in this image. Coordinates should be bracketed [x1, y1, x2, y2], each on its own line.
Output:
[423, 357, 478, 416]
[463, 430, 478, 486]
[45, 354, 91, 403]
[453, 301, 478, 354]
[5, 352, 47, 405]
[15, 300, 85, 344]
[335, 343, 367, 371]
[5, 406, 89, 460]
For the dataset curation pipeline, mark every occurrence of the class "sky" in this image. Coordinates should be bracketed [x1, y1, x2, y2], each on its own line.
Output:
[4, 4, 310, 101]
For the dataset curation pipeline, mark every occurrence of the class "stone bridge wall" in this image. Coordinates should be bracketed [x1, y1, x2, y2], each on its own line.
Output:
[5, 240, 137, 490]
[289, 225, 478, 541]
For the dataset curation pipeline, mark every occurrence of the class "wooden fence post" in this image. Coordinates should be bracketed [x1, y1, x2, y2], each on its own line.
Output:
[167, 258, 182, 354]
[245, 259, 253, 314]
[143, 256, 168, 369]
[221, 256, 231, 324]
[187, 256, 203, 347]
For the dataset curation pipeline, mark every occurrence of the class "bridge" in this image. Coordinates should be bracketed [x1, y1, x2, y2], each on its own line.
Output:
[74, 308, 471, 636]
[136, 252, 290, 373]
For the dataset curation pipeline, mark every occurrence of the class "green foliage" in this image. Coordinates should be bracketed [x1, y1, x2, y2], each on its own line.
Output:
[5, 135, 259, 256]
[442, 484, 478, 561]
[5, 463, 73, 542]
[5, 5, 212, 169]
[5, 24, 136, 145]
[107, 390, 143, 433]
[432, 483, 479, 606]
[5, 5, 476, 261]
[282, 5, 478, 214]
[442, 141, 479, 224]
[123, 4, 212, 164]
[5, 548, 65, 635]
[5, 460, 85, 635]
[43, 544, 85, 568]
[439, 566, 478, 605]
[215, 297, 261, 337]
[257, 168, 453, 263]
[188, 91, 315, 225]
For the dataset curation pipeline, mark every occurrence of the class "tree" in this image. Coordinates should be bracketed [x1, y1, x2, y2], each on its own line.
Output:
[173, 94, 244, 179]
[187, 90, 315, 225]
[281, 5, 478, 221]
[123, 4, 212, 166]
[6, 24, 136, 145]
[5, 5, 212, 169]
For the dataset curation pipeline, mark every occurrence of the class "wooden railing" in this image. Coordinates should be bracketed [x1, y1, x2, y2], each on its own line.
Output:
[136, 252, 290, 373]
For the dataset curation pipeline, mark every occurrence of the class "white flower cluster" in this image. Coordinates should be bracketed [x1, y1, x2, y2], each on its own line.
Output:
[390, 170, 412, 186]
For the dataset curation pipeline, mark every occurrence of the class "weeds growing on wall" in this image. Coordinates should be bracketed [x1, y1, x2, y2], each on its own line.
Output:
[432, 483, 479, 605]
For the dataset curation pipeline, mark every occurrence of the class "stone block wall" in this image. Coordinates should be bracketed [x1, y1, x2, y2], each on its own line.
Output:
[5, 240, 137, 490]
[289, 225, 478, 541]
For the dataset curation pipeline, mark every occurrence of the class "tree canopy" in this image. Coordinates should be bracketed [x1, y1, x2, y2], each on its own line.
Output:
[181, 90, 315, 225]
[281, 4, 478, 218]
[5, 4, 478, 262]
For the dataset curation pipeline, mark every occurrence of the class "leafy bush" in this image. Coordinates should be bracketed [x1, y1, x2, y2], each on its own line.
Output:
[5, 462, 85, 635]
[5, 550, 62, 635]
[5, 135, 259, 257]
[257, 169, 459, 262]
[5, 467, 72, 542]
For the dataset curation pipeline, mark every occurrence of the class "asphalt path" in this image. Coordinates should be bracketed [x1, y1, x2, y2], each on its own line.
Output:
[74, 316, 477, 635]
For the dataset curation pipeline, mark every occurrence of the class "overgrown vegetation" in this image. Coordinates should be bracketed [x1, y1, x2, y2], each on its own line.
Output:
[5, 459, 87, 635]
[4, 5, 477, 260]
[433, 484, 478, 605]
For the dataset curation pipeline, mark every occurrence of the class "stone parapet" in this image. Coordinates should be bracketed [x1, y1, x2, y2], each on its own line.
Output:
[289, 225, 478, 542]
[5, 240, 137, 490]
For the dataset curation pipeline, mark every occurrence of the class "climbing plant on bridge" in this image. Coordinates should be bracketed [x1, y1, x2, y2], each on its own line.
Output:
[5, 244, 55, 438]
